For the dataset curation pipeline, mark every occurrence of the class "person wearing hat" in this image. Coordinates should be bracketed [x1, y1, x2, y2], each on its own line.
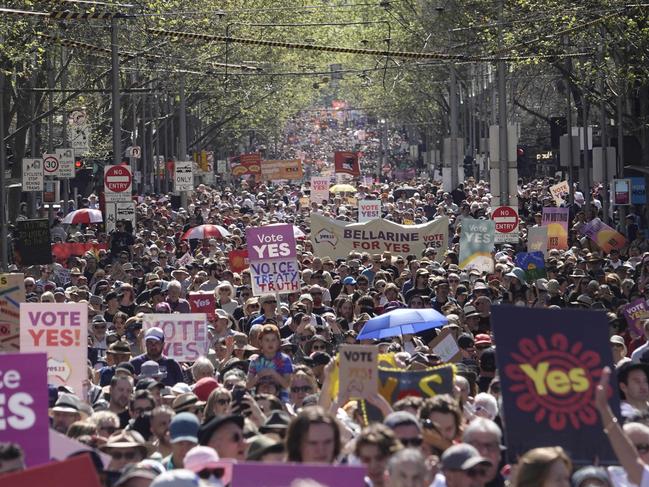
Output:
[90, 315, 109, 358]
[250, 294, 284, 327]
[439, 443, 492, 487]
[50, 392, 83, 434]
[198, 414, 247, 461]
[246, 434, 285, 462]
[114, 461, 160, 487]
[610, 335, 631, 367]
[617, 361, 649, 418]
[184, 445, 231, 485]
[130, 327, 184, 387]
[463, 306, 481, 333]
[162, 412, 200, 471]
[99, 340, 133, 387]
[101, 430, 148, 473]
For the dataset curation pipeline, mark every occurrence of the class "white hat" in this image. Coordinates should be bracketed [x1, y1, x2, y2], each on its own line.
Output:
[144, 327, 164, 342]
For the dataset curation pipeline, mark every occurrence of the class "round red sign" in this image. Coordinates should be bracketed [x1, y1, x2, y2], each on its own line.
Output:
[492, 206, 519, 233]
[104, 165, 132, 193]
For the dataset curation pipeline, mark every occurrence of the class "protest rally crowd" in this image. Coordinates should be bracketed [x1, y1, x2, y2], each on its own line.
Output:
[3, 107, 649, 487]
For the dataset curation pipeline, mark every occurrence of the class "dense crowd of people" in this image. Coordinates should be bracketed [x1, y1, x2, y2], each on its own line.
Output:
[2, 108, 649, 487]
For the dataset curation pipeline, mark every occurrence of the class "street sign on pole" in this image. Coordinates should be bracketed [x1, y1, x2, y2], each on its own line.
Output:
[42, 153, 59, 176]
[174, 161, 193, 192]
[105, 201, 136, 233]
[55, 148, 75, 179]
[492, 206, 520, 243]
[22, 158, 44, 192]
[104, 165, 133, 202]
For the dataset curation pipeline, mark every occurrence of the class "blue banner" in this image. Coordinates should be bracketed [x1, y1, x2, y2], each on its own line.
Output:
[493, 306, 620, 465]
[631, 177, 646, 205]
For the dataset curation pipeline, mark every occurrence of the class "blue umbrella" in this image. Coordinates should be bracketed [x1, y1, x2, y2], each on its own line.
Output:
[357, 308, 448, 340]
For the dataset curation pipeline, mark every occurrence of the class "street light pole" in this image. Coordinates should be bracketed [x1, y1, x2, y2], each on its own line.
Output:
[497, 0, 509, 206]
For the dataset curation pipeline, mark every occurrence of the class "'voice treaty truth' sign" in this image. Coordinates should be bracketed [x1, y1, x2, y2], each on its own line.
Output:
[246, 224, 300, 295]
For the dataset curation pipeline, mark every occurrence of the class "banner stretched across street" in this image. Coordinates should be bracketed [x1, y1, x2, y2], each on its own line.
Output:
[310, 213, 448, 260]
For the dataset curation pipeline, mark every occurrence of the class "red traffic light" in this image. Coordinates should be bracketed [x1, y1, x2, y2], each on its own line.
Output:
[75, 159, 83, 169]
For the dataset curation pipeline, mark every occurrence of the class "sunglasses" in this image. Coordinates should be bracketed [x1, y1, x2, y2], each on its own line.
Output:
[636, 444, 649, 454]
[198, 468, 225, 480]
[291, 385, 313, 394]
[298, 335, 314, 342]
[110, 450, 139, 461]
[264, 301, 277, 305]
[312, 345, 327, 351]
[401, 437, 423, 447]
[216, 398, 231, 406]
[465, 467, 488, 478]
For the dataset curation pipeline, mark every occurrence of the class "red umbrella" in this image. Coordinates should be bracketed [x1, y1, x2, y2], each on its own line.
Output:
[181, 224, 231, 240]
[62, 209, 103, 224]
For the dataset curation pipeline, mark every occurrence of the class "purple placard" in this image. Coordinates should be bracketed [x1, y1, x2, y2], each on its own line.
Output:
[246, 224, 297, 261]
[623, 299, 649, 338]
[0, 353, 50, 466]
[231, 462, 366, 487]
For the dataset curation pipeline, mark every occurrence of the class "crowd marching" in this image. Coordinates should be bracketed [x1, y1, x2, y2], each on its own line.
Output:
[1, 108, 649, 487]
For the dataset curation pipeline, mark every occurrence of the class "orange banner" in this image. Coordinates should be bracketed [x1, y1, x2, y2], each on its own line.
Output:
[261, 159, 304, 180]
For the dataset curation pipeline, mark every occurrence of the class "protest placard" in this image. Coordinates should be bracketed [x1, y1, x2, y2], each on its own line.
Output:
[0, 353, 49, 467]
[378, 363, 455, 404]
[0, 273, 25, 352]
[188, 292, 216, 319]
[231, 462, 366, 487]
[515, 251, 547, 283]
[49, 429, 111, 468]
[550, 180, 570, 206]
[493, 306, 619, 464]
[338, 344, 378, 400]
[310, 176, 330, 204]
[429, 328, 461, 362]
[582, 218, 627, 253]
[528, 226, 548, 257]
[542, 207, 569, 250]
[142, 313, 208, 361]
[334, 151, 360, 176]
[246, 224, 300, 295]
[228, 249, 249, 274]
[260, 159, 303, 180]
[311, 214, 448, 260]
[51, 242, 108, 266]
[20, 303, 88, 396]
[459, 218, 495, 273]
[358, 199, 381, 222]
[14, 219, 52, 266]
[622, 299, 649, 338]
[2, 454, 102, 487]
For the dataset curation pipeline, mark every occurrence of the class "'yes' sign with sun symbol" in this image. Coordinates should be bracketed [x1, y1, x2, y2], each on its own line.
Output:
[493, 306, 620, 465]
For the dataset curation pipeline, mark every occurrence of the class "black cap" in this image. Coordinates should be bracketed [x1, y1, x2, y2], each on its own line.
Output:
[198, 415, 245, 445]
[457, 333, 475, 349]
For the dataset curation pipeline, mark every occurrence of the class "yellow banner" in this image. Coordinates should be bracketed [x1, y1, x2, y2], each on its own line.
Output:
[311, 213, 448, 259]
[261, 159, 303, 180]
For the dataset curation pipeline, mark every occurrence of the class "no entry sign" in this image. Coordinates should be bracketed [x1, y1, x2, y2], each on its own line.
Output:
[104, 165, 132, 202]
[492, 206, 520, 243]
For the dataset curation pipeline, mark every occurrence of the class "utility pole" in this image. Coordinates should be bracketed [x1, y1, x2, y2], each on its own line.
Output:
[450, 65, 459, 190]
[111, 16, 121, 165]
[60, 46, 69, 215]
[599, 26, 609, 222]
[47, 53, 55, 224]
[154, 95, 161, 194]
[29, 56, 38, 218]
[178, 74, 188, 208]
[565, 36, 575, 206]
[617, 85, 626, 224]
[497, 0, 509, 206]
[583, 100, 592, 216]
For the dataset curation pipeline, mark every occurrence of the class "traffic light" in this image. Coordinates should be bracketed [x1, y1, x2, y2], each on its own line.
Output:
[75, 158, 85, 170]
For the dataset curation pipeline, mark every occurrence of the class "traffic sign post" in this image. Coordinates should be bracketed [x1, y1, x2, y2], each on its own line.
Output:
[174, 161, 193, 192]
[22, 158, 44, 192]
[43, 153, 59, 176]
[104, 165, 133, 202]
[492, 206, 520, 243]
[55, 148, 75, 179]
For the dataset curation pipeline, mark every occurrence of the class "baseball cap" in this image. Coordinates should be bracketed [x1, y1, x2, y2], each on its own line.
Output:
[457, 333, 475, 350]
[144, 327, 164, 342]
[441, 443, 492, 471]
[184, 445, 221, 472]
[169, 412, 200, 444]
[192, 377, 219, 402]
